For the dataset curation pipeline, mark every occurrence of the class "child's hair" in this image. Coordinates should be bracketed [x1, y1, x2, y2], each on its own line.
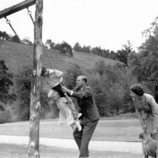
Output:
[52, 84, 65, 97]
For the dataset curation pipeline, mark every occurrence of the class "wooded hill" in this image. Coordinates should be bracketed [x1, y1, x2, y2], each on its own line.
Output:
[0, 39, 135, 122]
[0, 40, 118, 74]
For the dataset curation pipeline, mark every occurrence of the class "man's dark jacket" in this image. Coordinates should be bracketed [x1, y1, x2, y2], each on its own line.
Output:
[72, 85, 100, 122]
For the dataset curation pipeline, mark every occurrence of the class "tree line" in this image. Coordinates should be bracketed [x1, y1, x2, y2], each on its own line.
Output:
[45, 39, 133, 65]
[0, 30, 133, 65]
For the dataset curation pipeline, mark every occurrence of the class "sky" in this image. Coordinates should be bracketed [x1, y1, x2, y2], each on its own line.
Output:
[0, 0, 158, 51]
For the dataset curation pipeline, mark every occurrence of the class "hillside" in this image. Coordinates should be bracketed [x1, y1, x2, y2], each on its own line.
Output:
[0, 40, 118, 74]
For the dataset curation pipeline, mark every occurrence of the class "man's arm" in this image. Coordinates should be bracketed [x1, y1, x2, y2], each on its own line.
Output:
[72, 87, 92, 99]
[62, 86, 92, 99]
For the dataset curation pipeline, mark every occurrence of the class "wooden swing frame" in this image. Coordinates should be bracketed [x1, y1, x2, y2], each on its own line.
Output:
[0, 0, 43, 157]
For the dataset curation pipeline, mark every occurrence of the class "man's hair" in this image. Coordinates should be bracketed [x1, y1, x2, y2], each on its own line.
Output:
[130, 84, 144, 96]
[80, 75, 87, 83]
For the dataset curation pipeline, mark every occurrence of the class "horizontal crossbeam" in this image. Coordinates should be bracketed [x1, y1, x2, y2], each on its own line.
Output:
[0, 0, 36, 19]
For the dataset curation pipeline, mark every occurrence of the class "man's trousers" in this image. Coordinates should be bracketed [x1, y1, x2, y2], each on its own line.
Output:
[73, 119, 99, 158]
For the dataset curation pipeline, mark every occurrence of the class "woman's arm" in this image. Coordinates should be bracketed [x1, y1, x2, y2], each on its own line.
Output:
[144, 94, 158, 113]
[135, 108, 146, 129]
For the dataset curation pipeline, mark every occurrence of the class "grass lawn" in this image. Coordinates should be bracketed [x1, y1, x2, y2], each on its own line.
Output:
[0, 118, 142, 142]
[0, 144, 143, 158]
[0, 118, 144, 158]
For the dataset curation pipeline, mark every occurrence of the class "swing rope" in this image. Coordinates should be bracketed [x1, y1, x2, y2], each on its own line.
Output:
[27, 7, 35, 25]
[5, 17, 18, 37]
[5, 17, 34, 61]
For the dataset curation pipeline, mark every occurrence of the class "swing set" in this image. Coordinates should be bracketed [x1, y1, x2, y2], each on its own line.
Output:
[0, 0, 43, 157]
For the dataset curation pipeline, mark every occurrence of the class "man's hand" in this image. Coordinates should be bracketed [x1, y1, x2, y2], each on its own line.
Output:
[62, 86, 73, 95]
[62, 86, 70, 93]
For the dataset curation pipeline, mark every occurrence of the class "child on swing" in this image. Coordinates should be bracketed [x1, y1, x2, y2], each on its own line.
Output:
[41, 67, 82, 131]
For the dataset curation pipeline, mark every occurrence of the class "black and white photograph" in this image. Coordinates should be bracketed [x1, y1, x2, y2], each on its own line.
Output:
[0, 0, 158, 157]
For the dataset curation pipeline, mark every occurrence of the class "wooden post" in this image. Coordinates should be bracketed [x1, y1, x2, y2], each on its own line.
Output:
[0, 0, 43, 157]
[28, 0, 43, 158]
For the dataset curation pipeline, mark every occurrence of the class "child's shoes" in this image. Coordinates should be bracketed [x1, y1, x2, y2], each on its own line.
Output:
[75, 120, 82, 131]
[71, 122, 76, 130]
[78, 113, 82, 119]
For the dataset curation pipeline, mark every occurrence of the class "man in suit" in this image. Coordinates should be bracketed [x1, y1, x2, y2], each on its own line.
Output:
[62, 75, 100, 158]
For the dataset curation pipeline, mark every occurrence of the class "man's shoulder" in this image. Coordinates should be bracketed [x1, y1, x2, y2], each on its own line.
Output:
[83, 85, 91, 90]
[82, 86, 93, 94]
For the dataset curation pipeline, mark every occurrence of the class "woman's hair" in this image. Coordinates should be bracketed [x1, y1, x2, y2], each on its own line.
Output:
[52, 84, 65, 97]
[130, 84, 144, 96]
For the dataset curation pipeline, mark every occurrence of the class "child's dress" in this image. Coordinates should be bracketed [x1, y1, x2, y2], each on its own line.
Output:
[48, 89, 81, 129]
[45, 68, 82, 131]
[57, 97, 74, 126]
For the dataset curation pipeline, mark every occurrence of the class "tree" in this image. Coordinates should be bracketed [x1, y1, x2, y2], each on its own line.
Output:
[11, 35, 21, 43]
[0, 31, 10, 40]
[45, 39, 55, 49]
[86, 60, 136, 116]
[22, 37, 33, 45]
[64, 64, 83, 89]
[116, 41, 134, 66]
[128, 52, 142, 81]
[93, 60, 106, 77]
[54, 41, 73, 56]
[73, 42, 82, 52]
[15, 67, 32, 120]
[91, 46, 103, 56]
[0, 60, 15, 104]
[81, 45, 91, 53]
[128, 16, 158, 92]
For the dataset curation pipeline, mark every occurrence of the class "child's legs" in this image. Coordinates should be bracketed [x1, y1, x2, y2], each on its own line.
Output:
[59, 98, 74, 126]
[57, 101, 67, 125]
[65, 105, 74, 126]
[64, 94, 80, 120]
[67, 102, 78, 120]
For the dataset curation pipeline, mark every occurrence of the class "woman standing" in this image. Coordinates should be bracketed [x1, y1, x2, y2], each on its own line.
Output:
[130, 84, 158, 137]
